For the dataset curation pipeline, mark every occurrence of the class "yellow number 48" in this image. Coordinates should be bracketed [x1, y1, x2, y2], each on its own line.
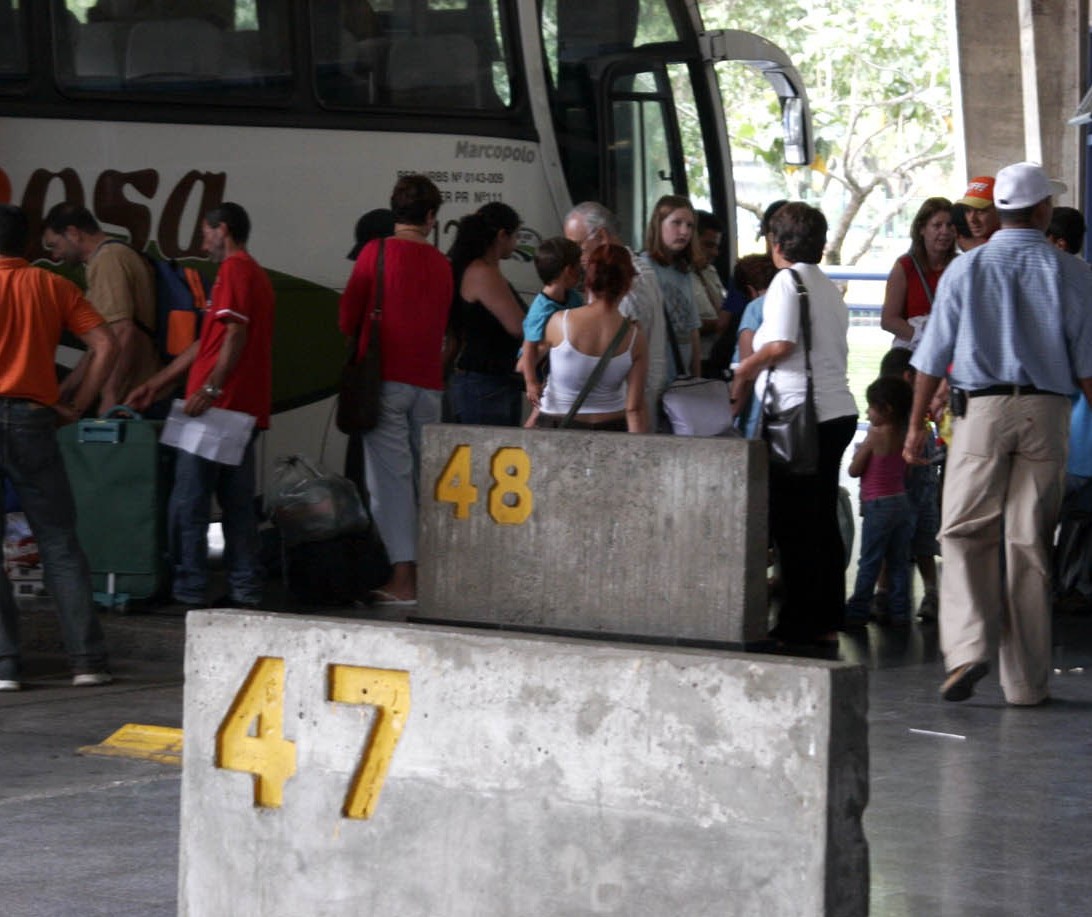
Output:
[435, 444, 533, 525]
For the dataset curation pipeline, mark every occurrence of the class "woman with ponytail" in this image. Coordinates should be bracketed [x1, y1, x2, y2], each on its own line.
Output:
[447, 202, 527, 426]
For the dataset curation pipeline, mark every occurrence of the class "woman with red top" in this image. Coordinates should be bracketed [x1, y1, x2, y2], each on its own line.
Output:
[880, 198, 957, 350]
[339, 175, 453, 605]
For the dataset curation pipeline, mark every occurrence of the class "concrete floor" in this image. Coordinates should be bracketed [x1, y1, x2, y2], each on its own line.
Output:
[2, 596, 1091, 916]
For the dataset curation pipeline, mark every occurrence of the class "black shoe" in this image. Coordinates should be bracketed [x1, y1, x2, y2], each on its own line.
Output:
[209, 594, 260, 610]
[940, 661, 989, 702]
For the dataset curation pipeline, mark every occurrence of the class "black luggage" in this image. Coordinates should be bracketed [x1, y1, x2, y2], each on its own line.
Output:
[58, 408, 171, 610]
[284, 530, 390, 606]
[266, 454, 390, 607]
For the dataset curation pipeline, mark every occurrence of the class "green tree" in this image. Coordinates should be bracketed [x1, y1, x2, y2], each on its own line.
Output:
[704, 0, 953, 264]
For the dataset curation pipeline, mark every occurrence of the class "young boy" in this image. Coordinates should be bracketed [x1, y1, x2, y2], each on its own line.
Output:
[517, 237, 583, 420]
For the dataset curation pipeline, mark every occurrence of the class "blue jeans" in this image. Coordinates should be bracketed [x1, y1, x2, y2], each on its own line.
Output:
[846, 493, 915, 620]
[450, 371, 522, 427]
[0, 400, 108, 679]
[363, 382, 441, 564]
[169, 433, 261, 604]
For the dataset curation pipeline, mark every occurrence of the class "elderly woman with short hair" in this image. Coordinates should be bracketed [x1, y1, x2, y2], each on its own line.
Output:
[730, 202, 858, 649]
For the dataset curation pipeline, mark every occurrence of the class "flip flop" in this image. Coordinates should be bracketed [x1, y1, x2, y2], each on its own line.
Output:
[369, 589, 418, 607]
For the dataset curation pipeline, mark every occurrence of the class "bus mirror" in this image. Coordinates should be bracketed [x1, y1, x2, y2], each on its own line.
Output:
[782, 97, 807, 165]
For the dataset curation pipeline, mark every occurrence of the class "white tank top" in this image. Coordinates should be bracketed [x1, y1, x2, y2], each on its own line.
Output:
[540, 311, 635, 415]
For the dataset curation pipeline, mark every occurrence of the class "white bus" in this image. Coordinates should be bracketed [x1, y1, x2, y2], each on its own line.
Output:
[0, 0, 812, 486]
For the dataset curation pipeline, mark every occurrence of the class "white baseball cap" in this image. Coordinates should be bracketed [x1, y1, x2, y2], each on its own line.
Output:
[994, 162, 1066, 210]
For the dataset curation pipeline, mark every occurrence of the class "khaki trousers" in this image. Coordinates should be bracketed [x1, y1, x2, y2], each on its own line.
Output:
[939, 394, 1069, 704]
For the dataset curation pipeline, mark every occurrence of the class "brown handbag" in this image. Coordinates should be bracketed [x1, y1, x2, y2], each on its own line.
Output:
[336, 239, 385, 434]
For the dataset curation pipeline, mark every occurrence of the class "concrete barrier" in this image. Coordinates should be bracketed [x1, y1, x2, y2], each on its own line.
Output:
[179, 610, 868, 916]
[417, 425, 769, 645]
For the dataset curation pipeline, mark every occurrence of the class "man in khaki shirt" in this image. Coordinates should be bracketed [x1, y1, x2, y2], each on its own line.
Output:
[42, 203, 160, 413]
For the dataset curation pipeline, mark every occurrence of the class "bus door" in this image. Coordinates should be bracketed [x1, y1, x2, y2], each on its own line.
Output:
[599, 58, 687, 247]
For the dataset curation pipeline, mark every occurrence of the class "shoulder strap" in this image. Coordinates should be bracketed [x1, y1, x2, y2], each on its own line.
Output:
[907, 254, 935, 307]
[354, 238, 386, 344]
[760, 269, 814, 426]
[97, 238, 159, 339]
[663, 304, 687, 377]
[786, 267, 813, 374]
[561, 317, 631, 428]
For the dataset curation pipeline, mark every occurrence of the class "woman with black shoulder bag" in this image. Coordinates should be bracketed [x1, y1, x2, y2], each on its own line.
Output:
[730, 203, 858, 649]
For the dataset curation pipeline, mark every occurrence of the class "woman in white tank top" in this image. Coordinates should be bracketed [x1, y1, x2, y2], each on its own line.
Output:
[536, 244, 649, 432]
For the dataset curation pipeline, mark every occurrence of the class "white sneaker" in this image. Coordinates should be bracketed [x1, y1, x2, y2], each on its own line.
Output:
[72, 672, 113, 687]
[0, 679, 21, 691]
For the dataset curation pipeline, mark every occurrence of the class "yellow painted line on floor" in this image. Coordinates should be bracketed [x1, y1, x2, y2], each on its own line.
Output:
[78, 724, 183, 767]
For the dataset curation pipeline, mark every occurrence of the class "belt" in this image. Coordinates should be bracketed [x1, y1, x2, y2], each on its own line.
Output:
[967, 384, 1065, 398]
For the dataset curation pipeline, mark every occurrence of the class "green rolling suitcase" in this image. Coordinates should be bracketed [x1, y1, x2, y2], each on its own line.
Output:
[58, 407, 171, 611]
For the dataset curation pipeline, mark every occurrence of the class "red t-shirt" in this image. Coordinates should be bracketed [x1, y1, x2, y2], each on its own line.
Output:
[339, 237, 453, 391]
[187, 250, 275, 429]
[897, 254, 942, 320]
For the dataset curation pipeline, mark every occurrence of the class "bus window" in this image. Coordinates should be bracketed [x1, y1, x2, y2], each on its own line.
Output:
[0, 1, 28, 88]
[666, 61, 707, 209]
[608, 67, 680, 247]
[543, 0, 687, 238]
[311, 0, 514, 111]
[52, 0, 292, 97]
[541, 0, 679, 74]
[715, 60, 791, 258]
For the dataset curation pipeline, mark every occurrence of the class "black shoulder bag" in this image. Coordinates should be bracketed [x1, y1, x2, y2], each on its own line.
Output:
[760, 268, 819, 475]
[336, 239, 385, 434]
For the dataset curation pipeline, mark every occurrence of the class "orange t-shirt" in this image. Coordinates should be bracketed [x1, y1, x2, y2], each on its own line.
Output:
[0, 257, 105, 405]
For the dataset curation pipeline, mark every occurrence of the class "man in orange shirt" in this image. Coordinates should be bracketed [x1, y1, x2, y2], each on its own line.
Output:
[0, 205, 118, 692]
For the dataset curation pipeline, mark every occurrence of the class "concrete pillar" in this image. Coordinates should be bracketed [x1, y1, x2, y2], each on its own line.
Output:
[178, 611, 870, 916]
[416, 425, 770, 646]
[952, 0, 1086, 202]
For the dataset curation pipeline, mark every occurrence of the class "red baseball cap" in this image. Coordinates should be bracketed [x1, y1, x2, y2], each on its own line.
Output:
[957, 177, 995, 209]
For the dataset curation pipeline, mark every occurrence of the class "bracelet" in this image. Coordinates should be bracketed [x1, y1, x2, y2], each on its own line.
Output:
[201, 383, 222, 399]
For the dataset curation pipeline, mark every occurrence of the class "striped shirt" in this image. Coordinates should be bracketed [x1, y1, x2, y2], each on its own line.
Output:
[912, 228, 1092, 393]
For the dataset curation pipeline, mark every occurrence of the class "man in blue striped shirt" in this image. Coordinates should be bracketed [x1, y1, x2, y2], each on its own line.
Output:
[905, 162, 1092, 707]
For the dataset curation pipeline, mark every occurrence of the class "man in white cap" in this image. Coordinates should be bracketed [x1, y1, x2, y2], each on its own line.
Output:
[904, 162, 1092, 706]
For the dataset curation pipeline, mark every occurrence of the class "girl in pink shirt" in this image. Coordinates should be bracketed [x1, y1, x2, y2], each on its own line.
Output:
[845, 376, 915, 626]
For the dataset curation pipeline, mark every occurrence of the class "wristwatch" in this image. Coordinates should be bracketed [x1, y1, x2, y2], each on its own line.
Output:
[201, 383, 222, 399]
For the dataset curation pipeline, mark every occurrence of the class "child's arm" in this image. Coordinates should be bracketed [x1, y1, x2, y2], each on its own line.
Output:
[520, 340, 543, 406]
[848, 430, 875, 478]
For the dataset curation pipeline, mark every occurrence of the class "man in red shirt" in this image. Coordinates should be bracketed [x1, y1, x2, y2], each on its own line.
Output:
[0, 205, 118, 691]
[128, 203, 274, 608]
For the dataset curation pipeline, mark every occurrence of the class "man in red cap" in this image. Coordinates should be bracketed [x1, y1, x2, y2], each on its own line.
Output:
[955, 176, 1000, 249]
